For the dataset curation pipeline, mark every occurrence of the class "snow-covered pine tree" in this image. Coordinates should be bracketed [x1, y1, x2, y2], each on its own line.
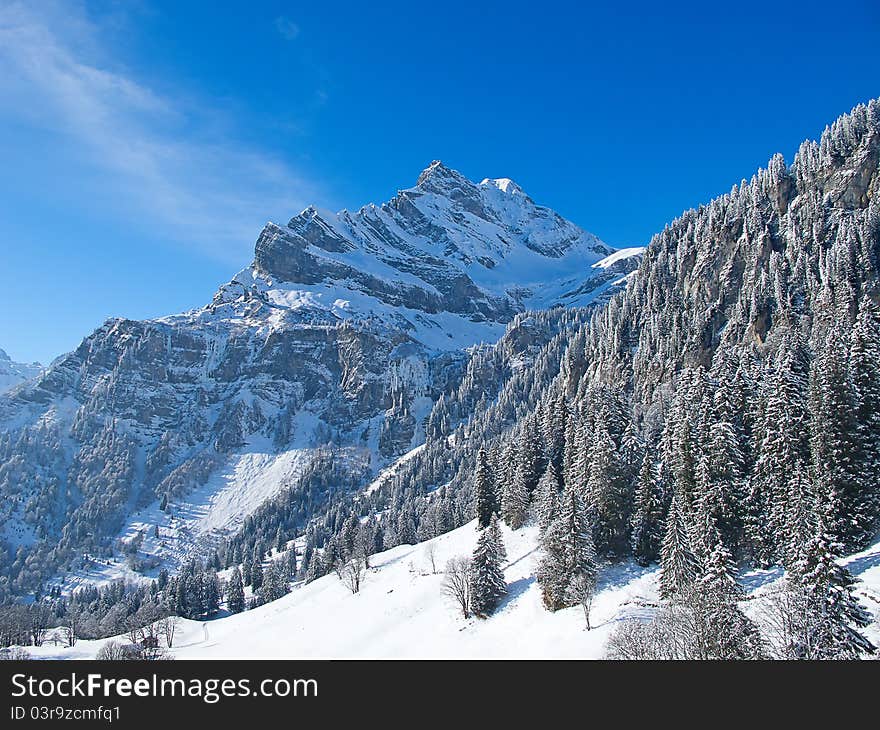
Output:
[536, 462, 561, 533]
[501, 453, 531, 530]
[630, 449, 664, 566]
[659, 489, 700, 598]
[473, 447, 498, 529]
[519, 417, 544, 495]
[250, 560, 263, 592]
[396, 502, 417, 545]
[694, 536, 765, 660]
[304, 550, 322, 584]
[468, 515, 507, 617]
[337, 513, 356, 558]
[227, 566, 245, 614]
[809, 336, 865, 549]
[586, 419, 628, 555]
[561, 489, 599, 627]
[783, 462, 815, 571]
[702, 416, 746, 556]
[749, 336, 810, 563]
[619, 419, 643, 492]
[537, 487, 597, 613]
[792, 492, 876, 659]
[849, 295, 880, 537]
[204, 570, 220, 615]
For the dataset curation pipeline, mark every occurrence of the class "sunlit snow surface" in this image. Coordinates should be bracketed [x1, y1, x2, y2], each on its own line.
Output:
[28, 522, 879, 659]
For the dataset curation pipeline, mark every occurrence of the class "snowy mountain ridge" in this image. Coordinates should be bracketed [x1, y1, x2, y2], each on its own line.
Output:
[0, 348, 41, 395]
[213, 160, 635, 349]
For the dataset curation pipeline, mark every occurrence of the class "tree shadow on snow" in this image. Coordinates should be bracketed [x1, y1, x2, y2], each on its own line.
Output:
[595, 561, 655, 592]
[497, 576, 535, 613]
[846, 550, 880, 578]
[737, 565, 784, 593]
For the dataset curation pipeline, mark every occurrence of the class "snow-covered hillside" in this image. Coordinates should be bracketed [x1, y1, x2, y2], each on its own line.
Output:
[24, 522, 880, 659]
[26, 521, 658, 659]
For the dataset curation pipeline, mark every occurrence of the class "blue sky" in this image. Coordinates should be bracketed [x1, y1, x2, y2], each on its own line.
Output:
[1, 0, 878, 364]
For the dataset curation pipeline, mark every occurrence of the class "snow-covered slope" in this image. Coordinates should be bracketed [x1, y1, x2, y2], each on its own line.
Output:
[0, 163, 642, 595]
[27, 521, 659, 659]
[24, 522, 880, 659]
[0, 348, 41, 394]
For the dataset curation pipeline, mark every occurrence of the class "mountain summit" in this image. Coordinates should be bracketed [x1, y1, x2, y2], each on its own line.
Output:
[236, 162, 625, 341]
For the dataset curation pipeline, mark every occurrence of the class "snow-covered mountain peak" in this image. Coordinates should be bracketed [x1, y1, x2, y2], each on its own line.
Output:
[0, 348, 41, 394]
[481, 176, 525, 196]
[247, 163, 635, 337]
[414, 159, 471, 191]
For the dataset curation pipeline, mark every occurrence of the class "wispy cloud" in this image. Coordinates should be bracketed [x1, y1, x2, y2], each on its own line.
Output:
[0, 1, 320, 264]
[274, 16, 300, 41]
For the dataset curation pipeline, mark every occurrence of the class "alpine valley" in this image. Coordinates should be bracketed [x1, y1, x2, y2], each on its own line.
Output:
[3, 100, 880, 661]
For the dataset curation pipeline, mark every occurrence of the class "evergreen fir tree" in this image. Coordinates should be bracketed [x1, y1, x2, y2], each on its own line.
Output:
[501, 456, 530, 530]
[702, 417, 746, 555]
[660, 490, 700, 598]
[849, 295, 880, 537]
[227, 567, 245, 614]
[750, 338, 810, 563]
[783, 462, 815, 571]
[694, 538, 765, 659]
[536, 462, 561, 533]
[468, 515, 507, 617]
[587, 420, 628, 555]
[630, 449, 664, 566]
[792, 492, 876, 659]
[304, 551, 322, 584]
[473, 448, 498, 529]
[204, 570, 220, 615]
[810, 336, 867, 549]
[250, 561, 263, 592]
[537, 488, 597, 613]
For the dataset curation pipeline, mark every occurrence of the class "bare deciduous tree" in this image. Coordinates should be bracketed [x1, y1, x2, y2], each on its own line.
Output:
[567, 573, 597, 630]
[340, 558, 365, 594]
[141, 621, 162, 656]
[96, 640, 135, 660]
[442, 556, 471, 619]
[62, 618, 78, 648]
[158, 616, 180, 648]
[28, 604, 51, 647]
[424, 543, 438, 574]
[756, 580, 820, 660]
[125, 619, 143, 647]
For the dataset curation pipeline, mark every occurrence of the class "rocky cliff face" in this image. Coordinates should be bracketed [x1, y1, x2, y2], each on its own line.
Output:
[0, 163, 640, 594]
